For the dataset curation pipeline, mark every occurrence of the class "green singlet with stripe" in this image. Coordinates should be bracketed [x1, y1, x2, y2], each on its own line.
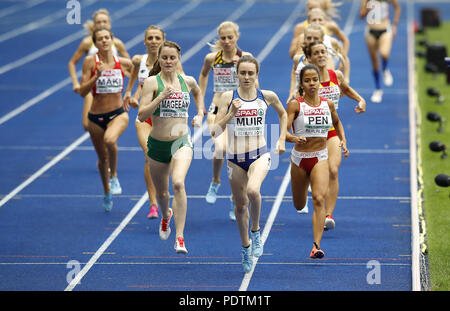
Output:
[153, 74, 190, 118]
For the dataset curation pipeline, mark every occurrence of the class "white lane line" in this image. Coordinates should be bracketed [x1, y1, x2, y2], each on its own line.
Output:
[0, 262, 411, 267]
[0, 0, 157, 126]
[0, 0, 97, 43]
[0, 0, 47, 19]
[239, 0, 361, 291]
[64, 0, 257, 291]
[0, 132, 90, 208]
[239, 166, 291, 291]
[0, 194, 411, 200]
[0, 0, 152, 76]
[0, 0, 203, 209]
[406, 0, 421, 292]
[0, 145, 410, 154]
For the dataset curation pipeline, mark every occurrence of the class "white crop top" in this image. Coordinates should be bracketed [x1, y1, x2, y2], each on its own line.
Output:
[291, 96, 332, 138]
[227, 89, 268, 137]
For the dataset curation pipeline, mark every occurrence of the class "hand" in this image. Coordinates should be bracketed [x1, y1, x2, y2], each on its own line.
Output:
[275, 139, 286, 155]
[340, 139, 350, 159]
[296, 136, 307, 145]
[230, 98, 242, 113]
[191, 113, 204, 127]
[123, 92, 131, 111]
[355, 100, 366, 114]
[73, 83, 80, 94]
[161, 85, 175, 99]
[96, 60, 105, 78]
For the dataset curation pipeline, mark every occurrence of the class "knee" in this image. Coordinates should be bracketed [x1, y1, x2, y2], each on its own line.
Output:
[103, 135, 117, 149]
[172, 180, 185, 193]
[157, 190, 170, 200]
[234, 198, 249, 214]
[328, 166, 339, 180]
[246, 187, 260, 203]
[311, 192, 326, 207]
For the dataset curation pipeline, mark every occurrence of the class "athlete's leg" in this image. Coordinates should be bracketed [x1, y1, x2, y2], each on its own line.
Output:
[309, 159, 329, 249]
[227, 161, 250, 247]
[104, 112, 129, 179]
[136, 121, 157, 208]
[325, 136, 341, 217]
[170, 146, 193, 239]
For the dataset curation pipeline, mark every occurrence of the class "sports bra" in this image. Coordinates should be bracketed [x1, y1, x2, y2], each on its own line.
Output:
[291, 96, 332, 138]
[153, 74, 190, 118]
[227, 89, 268, 137]
[91, 54, 124, 96]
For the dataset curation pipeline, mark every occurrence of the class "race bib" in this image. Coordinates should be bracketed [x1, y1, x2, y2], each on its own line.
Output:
[302, 106, 332, 136]
[159, 91, 190, 118]
[319, 85, 340, 109]
[213, 67, 239, 93]
[95, 69, 123, 94]
[233, 108, 265, 137]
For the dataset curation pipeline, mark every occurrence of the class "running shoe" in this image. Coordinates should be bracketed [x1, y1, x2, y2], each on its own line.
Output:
[205, 181, 220, 204]
[324, 215, 335, 231]
[174, 236, 188, 254]
[383, 69, 393, 86]
[229, 197, 236, 221]
[370, 89, 383, 103]
[298, 196, 309, 214]
[103, 193, 113, 212]
[310, 242, 325, 259]
[241, 242, 253, 273]
[159, 208, 172, 240]
[250, 230, 263, 257]
[109, 177, 122, 195]
[147, 204, 159, 219]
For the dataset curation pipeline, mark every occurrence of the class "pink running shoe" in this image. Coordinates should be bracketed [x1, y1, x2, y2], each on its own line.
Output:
[147, 205, 159, 219]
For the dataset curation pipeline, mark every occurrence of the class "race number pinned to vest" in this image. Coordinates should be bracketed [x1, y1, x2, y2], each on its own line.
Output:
[159, 91, 190, 118]
[95, 69, 123, 94]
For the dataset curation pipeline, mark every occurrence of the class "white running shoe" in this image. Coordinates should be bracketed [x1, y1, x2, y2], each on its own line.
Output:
[371, 89, 383, 103]
[324, 215, 335, 231]
[159, 208, 172, 240]
[109, 177, 122, 195]
[383, 69, 393, 87]
[174, 236, 188, 254]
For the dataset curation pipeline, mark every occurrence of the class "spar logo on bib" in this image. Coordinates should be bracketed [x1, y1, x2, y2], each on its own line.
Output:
[235, 108, 264, 127]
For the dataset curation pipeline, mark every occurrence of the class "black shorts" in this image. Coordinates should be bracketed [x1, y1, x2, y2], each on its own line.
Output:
[369, 28, 387, 41]
[88, 107, 125, 130]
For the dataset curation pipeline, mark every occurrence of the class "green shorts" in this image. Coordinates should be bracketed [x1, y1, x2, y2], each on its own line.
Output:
[147, 133, 193, 163]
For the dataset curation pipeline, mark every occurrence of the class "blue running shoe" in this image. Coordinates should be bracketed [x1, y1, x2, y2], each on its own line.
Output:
[103, 193, 113, 212]
[241, 242, 253, 273]
[110, 177, 122, 195]
[250, 230, 263, 257]
[229, 197, 236, 221]
[205, 182, 220, 204]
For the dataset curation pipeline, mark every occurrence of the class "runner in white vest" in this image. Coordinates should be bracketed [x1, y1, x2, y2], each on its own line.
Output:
[198, 21, 257, 220]
[212, 55, 287, 272]
[286, 64, 348, 259]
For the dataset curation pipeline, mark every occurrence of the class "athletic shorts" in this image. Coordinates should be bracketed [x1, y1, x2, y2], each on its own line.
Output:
[290, 148, 328, 175]
[88, 107, 125, 131]
[365, 25, 391, 41]
[227, 146, 269, 172]
[147, 133, 193, 163]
